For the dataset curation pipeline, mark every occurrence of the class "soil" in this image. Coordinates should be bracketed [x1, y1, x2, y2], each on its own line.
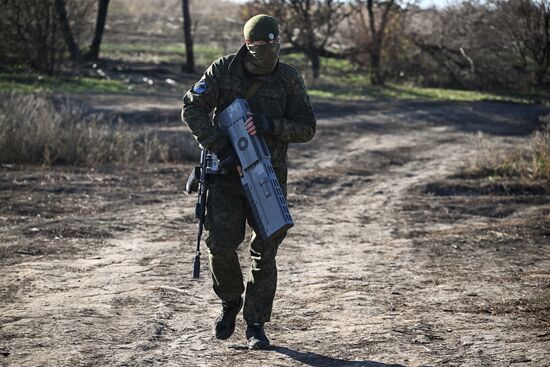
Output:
[1, 95, 549, 367]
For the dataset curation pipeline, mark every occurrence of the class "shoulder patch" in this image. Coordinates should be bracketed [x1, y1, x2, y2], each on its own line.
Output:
[193, 79, 207, 94]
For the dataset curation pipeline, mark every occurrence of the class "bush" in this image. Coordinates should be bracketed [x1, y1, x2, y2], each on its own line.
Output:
[0, 93, 198, 166]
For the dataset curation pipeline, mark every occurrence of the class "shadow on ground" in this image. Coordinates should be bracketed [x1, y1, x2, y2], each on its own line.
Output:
[314, 99, 548, 137]
[271, 346, 405, 367]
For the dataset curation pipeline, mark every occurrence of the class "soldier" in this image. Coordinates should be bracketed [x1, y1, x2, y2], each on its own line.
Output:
[181, 14, 316, 350]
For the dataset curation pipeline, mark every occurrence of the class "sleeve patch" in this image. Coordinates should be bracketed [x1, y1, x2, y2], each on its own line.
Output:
[193, 80, 207, 94]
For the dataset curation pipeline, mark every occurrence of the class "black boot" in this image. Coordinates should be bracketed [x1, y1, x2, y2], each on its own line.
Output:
[246, 322, 270, 350]
[213, 297, 243, 340]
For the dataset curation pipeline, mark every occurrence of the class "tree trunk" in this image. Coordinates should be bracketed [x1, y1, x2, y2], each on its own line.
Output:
[369, 38, 383, 85]
[369, 58, 381, 85]
[54, 0, 82, 62]
[364, 0, 393, 86]
[86, 0, 110, 62]
[308, 49, 320, 79]
[182, 0, 195, 73]
[536, 7, 550, 86]
[535, 62, 549, 86]
[50, 4, 58, 74]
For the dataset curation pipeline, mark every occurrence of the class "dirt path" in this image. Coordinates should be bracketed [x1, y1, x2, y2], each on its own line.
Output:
[1, 100, 549, 367]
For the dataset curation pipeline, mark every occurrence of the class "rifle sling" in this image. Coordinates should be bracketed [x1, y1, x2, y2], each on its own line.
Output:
[244, 78, 267, 100]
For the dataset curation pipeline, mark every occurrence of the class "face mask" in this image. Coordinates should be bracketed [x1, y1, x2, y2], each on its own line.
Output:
[244, 43, 280, 75]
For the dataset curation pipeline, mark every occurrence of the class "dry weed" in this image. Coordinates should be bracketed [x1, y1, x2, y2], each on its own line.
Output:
[531, 114, 550, 179]
[470, 114, 550, 181]
[0, 93, 194, 166]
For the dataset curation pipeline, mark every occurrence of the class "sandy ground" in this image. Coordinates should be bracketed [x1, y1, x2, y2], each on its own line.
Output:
[1, 99, 549, 367]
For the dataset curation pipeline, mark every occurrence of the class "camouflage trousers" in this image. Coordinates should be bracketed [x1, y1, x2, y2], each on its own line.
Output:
[204, 167, 287, 323]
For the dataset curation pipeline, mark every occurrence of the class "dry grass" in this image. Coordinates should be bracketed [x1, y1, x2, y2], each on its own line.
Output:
[470, 114, 550, 181]
[532, 114, 550, 179]
[0, 93, 196, 166]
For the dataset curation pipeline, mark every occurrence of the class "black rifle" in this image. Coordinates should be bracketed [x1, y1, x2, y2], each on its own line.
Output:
[192, 148, 208, 279]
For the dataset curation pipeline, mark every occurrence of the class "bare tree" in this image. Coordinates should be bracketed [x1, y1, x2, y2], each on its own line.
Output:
[410, 2, 520, 89]
[246, 0, 350, 79]
[53, 0, 110, 64]
[357, 0, 397, 85]
[86, 0, 110, 62]
[182, 0, 195, 73]
[0, 0, 66, 73]
[497, 0, 550, 86]
[54, 0, 82, 63]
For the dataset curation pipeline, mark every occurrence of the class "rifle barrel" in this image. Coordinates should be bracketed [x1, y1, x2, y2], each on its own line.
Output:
[192, 148, 208, 279]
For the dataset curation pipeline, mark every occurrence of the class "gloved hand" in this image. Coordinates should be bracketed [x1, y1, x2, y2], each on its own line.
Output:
[216, 144, 240, 169]
[245, 113, 274, 136]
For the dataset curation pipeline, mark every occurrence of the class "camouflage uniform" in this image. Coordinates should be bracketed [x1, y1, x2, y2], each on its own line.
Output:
[181, 45, 316, 323]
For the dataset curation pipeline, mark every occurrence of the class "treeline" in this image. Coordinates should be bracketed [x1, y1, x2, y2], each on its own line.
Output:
[246, 0, 549, 89]
[1, 0, 548, 90]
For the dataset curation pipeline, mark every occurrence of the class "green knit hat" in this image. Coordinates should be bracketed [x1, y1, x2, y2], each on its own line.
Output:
[243, 14, 279, 42]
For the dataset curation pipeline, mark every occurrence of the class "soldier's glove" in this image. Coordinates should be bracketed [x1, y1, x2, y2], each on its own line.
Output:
[254, 114, 275, 135]
[216, 144, 240, 169]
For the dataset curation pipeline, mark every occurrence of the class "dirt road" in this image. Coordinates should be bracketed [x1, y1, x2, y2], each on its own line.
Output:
[1, 99, 549, 366]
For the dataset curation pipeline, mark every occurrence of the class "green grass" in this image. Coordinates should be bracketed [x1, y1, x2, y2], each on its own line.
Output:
[3, 48, 546, 103]
[282, 52, 547, 104]
[102, 43, 186, 54]
[308, 84, 539, 103]
[376, 84, 541, 103]
[282, 53, 356, 76]
[0, 72, 128, 94]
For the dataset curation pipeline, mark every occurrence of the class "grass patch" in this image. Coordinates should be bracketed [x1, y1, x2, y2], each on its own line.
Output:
[467, 114, 550, 182]
[308, 84, 537, 103]
[307, 82, 542, 104]
[102, 42, 187, 54]
[0, 72, 128, 94]
[0, 92, 197, 166]
[101, 42, 224, 66]
[3, 49, 545, 103]
[281, 52, 547, 104]
[372, 84, 535, 103]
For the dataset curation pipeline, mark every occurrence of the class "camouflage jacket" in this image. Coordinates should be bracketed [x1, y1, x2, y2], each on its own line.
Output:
[181, 45, 316, 169]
